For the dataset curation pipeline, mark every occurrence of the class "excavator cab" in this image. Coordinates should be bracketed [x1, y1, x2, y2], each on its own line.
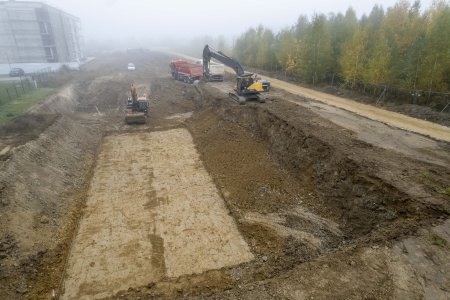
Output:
[236, 74, 264, 94]
[235, 76, 251, 93]
[231, 75, 266, 104]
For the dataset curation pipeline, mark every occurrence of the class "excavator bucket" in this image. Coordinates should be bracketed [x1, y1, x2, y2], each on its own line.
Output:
[125, 109, 146, 124]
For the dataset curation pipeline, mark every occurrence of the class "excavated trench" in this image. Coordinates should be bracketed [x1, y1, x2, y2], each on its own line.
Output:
[191, 84, 444, 239]
[115, 81, 448, 298]
[1, 53, 448, 299]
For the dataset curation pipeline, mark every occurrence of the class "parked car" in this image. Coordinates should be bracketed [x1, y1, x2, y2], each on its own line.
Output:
[9, 67, 24, 77]
[127, 63, 135, 71]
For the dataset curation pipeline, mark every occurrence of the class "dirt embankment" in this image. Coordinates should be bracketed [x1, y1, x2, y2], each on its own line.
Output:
[0, 61, 129, 298]
[192, 83, 449, 237]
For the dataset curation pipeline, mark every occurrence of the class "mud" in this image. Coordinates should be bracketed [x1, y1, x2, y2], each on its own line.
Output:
[0, 51, 449, 300]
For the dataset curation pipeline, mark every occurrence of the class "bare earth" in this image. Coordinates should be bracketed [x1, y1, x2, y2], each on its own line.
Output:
[209, 81, 450, 168]
[0, 52, 448, 300]
[62, 129, 253, 299]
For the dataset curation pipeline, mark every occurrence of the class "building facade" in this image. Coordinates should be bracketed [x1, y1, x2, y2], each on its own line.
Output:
[0, 0, 83, 64]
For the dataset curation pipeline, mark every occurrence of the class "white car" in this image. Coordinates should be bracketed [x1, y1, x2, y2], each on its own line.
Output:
[127, 63, 135, 71]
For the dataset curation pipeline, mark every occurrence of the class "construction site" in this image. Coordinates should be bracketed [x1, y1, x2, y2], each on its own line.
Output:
[0, 49, 449, 299]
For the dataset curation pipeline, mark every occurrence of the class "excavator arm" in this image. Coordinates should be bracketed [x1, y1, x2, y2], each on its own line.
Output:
[203, 45, 246, 76]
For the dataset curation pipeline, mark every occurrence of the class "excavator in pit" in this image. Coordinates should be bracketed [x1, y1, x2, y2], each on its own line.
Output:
[203, 45, 270, 105]
[125, 83, 150, 124]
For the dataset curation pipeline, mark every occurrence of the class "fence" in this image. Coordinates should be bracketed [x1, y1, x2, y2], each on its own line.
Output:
[0, 67, 51, 104]
[324, 73, 450, 113]
[246, 65, 450, 112]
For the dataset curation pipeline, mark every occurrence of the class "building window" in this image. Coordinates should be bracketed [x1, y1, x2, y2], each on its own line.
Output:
[39, 22, 52, 34]
[44, 46, 58, 62]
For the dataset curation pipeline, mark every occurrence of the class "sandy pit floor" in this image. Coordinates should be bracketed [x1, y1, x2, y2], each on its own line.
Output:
[61, 128, 253, 299]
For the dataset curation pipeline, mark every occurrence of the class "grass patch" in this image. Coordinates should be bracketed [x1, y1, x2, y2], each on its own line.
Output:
[431, 235, 446, 248]
[418, 171, 450, 198]
[0, 81, 35, 101]
[0, 88, 54, 126]
[440, 187, 450, 196]
[419, 171, 431, 180]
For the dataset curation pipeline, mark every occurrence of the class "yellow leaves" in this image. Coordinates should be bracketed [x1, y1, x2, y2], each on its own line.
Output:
[286, 54, 296, 73]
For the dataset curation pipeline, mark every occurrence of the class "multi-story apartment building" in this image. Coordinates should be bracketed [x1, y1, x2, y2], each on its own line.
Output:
[0, 0, 83, 64]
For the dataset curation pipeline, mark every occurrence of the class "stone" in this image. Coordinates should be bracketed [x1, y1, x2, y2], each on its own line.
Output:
[40, 215, 50, 224]
[0, 146, 11, 160]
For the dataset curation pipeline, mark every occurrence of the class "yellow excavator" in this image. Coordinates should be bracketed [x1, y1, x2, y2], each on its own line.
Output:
[125, 83, 150, 124]
[203, 45, 270, 104]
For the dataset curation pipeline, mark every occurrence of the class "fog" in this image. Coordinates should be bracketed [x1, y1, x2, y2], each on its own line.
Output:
[44, 0, 434, 52]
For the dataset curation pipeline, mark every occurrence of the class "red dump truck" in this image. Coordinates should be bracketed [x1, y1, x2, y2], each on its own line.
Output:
[170, 59, 203, 83]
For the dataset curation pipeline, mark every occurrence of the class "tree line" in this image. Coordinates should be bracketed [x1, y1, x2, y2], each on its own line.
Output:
[231, 1, 450, 108]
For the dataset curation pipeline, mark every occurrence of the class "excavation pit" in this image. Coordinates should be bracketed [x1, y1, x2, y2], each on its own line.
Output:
[1, 52, 448, 300]
[61, 128, 253, 299]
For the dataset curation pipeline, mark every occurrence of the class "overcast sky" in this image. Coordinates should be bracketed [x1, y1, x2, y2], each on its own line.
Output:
[43, 0, 435, 42]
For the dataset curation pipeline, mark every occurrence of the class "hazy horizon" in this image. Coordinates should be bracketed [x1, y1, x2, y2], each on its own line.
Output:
[41, 0, 436, 46]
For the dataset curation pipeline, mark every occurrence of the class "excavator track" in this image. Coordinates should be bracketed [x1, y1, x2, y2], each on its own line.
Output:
[228, 92, 246, 105]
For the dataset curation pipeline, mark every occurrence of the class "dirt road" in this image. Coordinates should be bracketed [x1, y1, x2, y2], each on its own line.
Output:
[269, 77, 450, 142]
[172, 51, 450, 142]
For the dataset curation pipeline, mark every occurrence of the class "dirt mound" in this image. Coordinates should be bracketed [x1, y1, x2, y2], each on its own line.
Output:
[0, 114, 60, 150]
[28, 85, 79, 115]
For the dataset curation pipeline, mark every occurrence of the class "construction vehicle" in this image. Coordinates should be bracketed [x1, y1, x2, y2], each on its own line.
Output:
[202, 45, 270, 104]
[170, 59, 203, 83]
[125, 83, 150, 124]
